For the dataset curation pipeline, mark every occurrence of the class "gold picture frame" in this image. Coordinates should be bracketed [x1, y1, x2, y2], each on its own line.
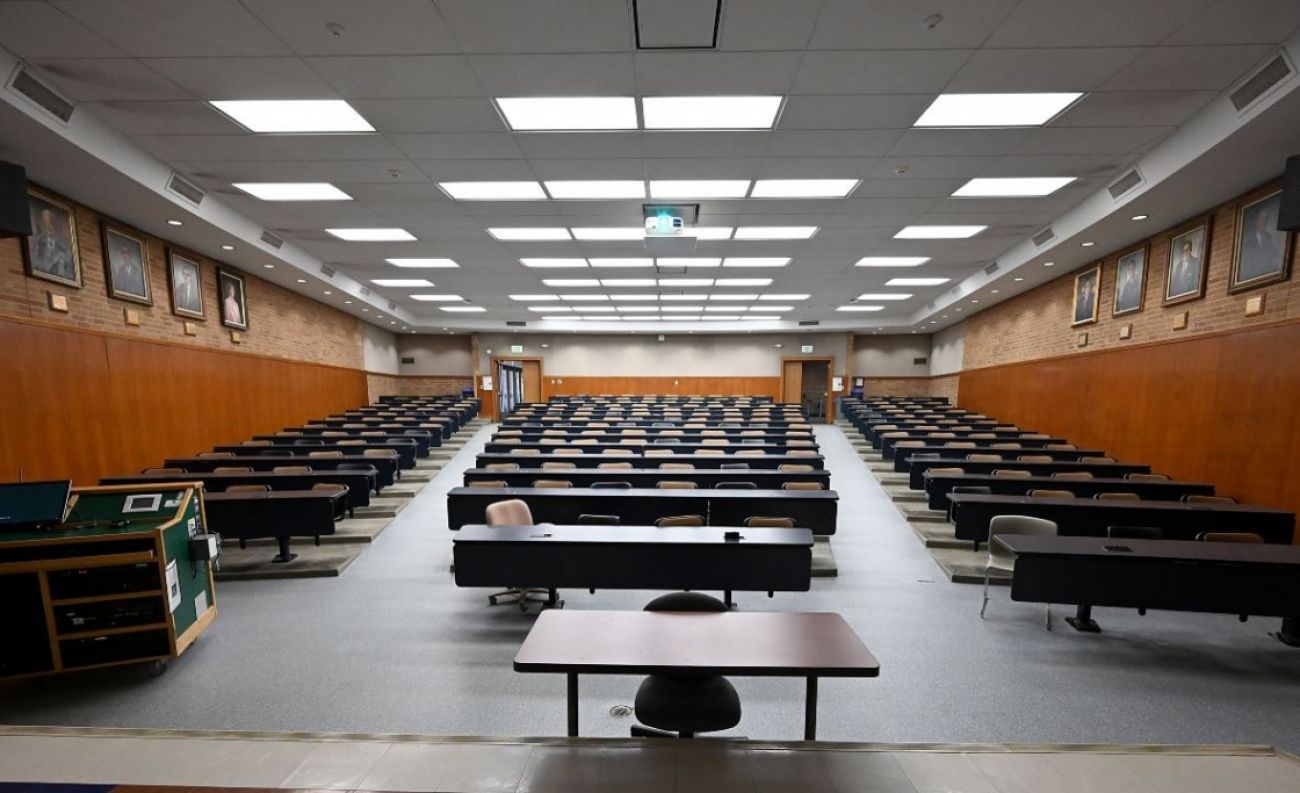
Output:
[1071, 264, 1101, 327]
[21, 188, 82, 288]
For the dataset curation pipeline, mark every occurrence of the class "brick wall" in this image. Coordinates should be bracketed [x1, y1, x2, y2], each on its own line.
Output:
[366, 373, 473, 402]
[929, 373, 959, 403]
[964, 179, 1298, 370]
[2, 187, 365, 369]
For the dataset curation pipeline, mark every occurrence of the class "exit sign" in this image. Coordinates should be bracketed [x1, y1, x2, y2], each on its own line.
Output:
[510, 344, 524, 354]
[801, 344, 814, 354]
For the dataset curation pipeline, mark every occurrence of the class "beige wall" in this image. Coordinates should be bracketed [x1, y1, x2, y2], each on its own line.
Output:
[362, 323, 399, 374]
[929, 323, 965, 376]
[396, 333, 473, 376]
[851, 335, 931, 377]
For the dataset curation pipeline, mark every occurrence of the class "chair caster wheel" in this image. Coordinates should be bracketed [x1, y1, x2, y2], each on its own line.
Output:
[146, 659, 168, 678]
[488, 596, 499, 605]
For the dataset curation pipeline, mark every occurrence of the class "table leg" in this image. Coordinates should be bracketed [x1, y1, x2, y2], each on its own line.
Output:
[1279, 618, 1300, 647]
[804, 676, 818, 740]
[567, 673, 579, 737]
[1066, 604, 1102, 633]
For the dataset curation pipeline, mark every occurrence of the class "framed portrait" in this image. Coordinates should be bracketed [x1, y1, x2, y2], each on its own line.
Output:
[1071, 264, 1101, 327]
[101, 221, 152, 305]
[217, 268, 248, 330]
[167, 248, 205, 319]
[21, 188, 82, 288]
[1163, 220, 1210, 305]
[1111, 244, 1148, 317]
[1230, 189, 1292, 293]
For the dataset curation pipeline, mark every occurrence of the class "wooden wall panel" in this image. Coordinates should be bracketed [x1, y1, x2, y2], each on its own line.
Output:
[542, 376, 783, 399]
[958, 320, 1300, 526]
[0, 318, 368, 485]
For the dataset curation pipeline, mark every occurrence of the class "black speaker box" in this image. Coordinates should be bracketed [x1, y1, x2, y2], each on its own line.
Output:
[0, 161, 32, 239]
[1280, 154, 1300, 232]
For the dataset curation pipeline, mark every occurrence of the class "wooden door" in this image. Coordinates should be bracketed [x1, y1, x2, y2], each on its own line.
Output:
[521, 360, 542, 402]
[781, 360, 803, 403]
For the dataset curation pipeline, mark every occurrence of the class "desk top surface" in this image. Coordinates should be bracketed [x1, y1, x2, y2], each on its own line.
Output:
[948, 493, 1293, 516]
[456, 524, 813, 546]
[514, 611, 879, 677]
[995, 534, 1300, 564]
[204, 489, 344, 502]
[925, 472, 1211, 487]
[451, 486, 837, 501]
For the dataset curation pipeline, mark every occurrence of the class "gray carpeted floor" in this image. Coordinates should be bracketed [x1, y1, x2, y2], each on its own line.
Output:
[2, 424, 1298, 750]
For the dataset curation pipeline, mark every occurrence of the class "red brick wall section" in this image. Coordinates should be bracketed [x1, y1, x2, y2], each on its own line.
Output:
[963, 180, 1299, 370]
[929, 373, 960, 403]
[1, 188, 365, 369]
[366, 374, 474, 403]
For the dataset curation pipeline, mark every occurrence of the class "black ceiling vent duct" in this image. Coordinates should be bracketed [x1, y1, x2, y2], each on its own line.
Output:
[319, 264, 336, 278]
[1031, 228, 1055, 247]
[633, 0, 722, 50]
[8, 66, 74, 123]
[259, 230, 284, 249]
[798, 320, 819, 327]
[1231, 53, 1294, 113]
[1108, 168, 1144, 199]
[166, 172, 205, 206]
[983, 261, 1000, 275]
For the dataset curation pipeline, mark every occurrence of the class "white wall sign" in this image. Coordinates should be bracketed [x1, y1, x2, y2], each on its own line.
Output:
[801, 344, 814, 354]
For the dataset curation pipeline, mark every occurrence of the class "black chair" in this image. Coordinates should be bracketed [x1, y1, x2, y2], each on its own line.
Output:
[591, 481, 633, 490]
[630, 593, 741, 739]
[719, 462, 750, 470]
[715, 482, 756, 489]
[578, 514, 620, 525]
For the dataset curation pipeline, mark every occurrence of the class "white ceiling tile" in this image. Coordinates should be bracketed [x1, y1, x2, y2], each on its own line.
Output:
[809, 0, 1020, 49]
[888, 129, 1029, 158]
[388, 133, 524, 159]
[0, 1, 124, 58]
[515, 133, 645, 160]
[983, 154, 1132, 179]
[270, 134, 409, 161]
[53, 0, 291, 57]
[849, 179, 958, 198]
[718, 0, 822, 50]
[30, 59, 186, 102]
[1054, 90, 1218, 127]
[180, 160, 324, 185]
[751, 158, 879, 178]
[413, 160, 537, 181]
[529, 160, 648, 179]
[777, 95, 934, 130]
[1100, 44, 1275, 91]
[1015, 126, 1176, 156]
[349, 99, 505, 133]
[135, 134, 295, 161]
[304, 56, 483, 98]
[1162, 0, 1300, 44]
[633, 51, 804, 94]
[300, 160, 432, 183]
[468, 54, 637, 95]
[642, 132, 770, 158]
[792, 50, 972, 94]
[946, 48, 1145, 92]
[767, 130, 903, 158]
[142, 57, 338, 99]
[85, 101, 242, 135]
[985, 0, 1219, 47]
[868, 157, 1000, 179]
[241, 0, 460, 55]
[642, 158, 763, 179]
[436, 0, 633, 52]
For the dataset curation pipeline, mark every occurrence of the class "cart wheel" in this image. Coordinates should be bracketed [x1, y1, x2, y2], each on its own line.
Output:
[147, 659, 169, 678]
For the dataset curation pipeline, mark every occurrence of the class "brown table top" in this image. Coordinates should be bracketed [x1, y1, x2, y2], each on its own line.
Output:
[514, 611, 879, 677]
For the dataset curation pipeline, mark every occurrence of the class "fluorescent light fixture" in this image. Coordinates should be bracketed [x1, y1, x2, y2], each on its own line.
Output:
[648, 180, 751, 199]
[733, 226, 817, 240]
[856, 256, 931, 267]
[543, 279, 600, 287]
[742, 315, 783, 321]
[659, 278, 713, 287]
[531, 305, 570, 312]
[560, 294, 608, 301]
[371, 278, 433, 287]
[573, 305, 616, 312]
[327, 228, 416, 241]
[541, 315, 575, 320]
[409, 294, 466, 302]
[439, 181, 546, 201]
[658, 257, 721, 268]
[855, 293, 913, 301]
[210, 100, 373, 133]
[571, 227, 645, 241]
[662, 316, 702, 321]
[952, 177, 1076, 198]
[723, 257, 790, 268]
[703, 315, 742, 320]
[709, 294, 758, 301]
[914, 93, 1083, 128]
[609, 294, 659, 301]
[685, 227, 734, 240]
[233, 182, 352, 201]
[496, 97, 637, 131]
[837, 305, 885, 312]
[642, 96, 782, 130]
[619, 306, 660, 312]
[716, 278, 772, 287]
[885, 277, 950, 286]
[760, 294, 809, 300]
[579, 315, 621, 321]
[521, 258, 588, 268]
[589, 258, 653, 268]
[660, 294, 709, 301]
[752, 305, 793, 311]
[750, 179, 858, 198]
[894, 225, 986, 239]
[543, 180, 646, 199]
[705, 305, 745, 311]
[488, 227, 571, 240]
[386, 258, 458, 268]
[601, 279, 656, 287]
[439, 306, 486, 313]
[510, 295, 559, 301]
[662, 305, 705, 312]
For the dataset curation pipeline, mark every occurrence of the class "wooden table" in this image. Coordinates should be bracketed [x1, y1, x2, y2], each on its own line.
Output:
[513, 610, 879, 739]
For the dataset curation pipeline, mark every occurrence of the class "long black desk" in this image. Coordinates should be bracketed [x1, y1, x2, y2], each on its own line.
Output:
[448, 487, 839, 535]
[316, 417, 454, 439]
[894, 446, 1105, 472]
[100, 470, 374, 511]
[454, 524, 813, 606]
[476, 452, 824, 470]
[164, 455, 395, 488]
[257, 431, 433, 454]
[880, 435, 1066, 458]
[204, 489, 345, 563]
[215, 441, 417, 468]
[496, 430, 806, 442]
[948, 493, 1295, 546]
[296, 424, 441, 444]
[862, 421, 1003, 441]
[908, 457, 1149, 490]
[872, 428, 1035, 450]
[922, 472, 1215, 511]
[464, 467, 831, 489]
[997, 534, 1300, 643]
[485, 440, 810, 454]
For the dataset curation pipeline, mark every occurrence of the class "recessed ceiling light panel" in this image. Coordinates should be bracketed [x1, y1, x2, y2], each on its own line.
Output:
[233, 182, 352, 201]
[750, 179, 858, 198]
[885, 277, 950, 286]
[642, 96, 783, 130]
[371, 278, 434, 287]
[914, 93, 1083, 128]
[440, 181, 546, 201]
[521, 258, 588, 268]
[210, 100, 374, 133]
[327, 228, 416, 241]
[893, 225, 986, 239]
[543, 180, 646, 199]
[952, 177, 1076, 197]
[488, 227, 571, 240]
[386, 258, 459, 268]
[409, 294, 466, 302]
[856, 256, 931, 267]
[733, 226, 817, 240]
[648, 180, 751, 199]
[496, 97, 638, 131]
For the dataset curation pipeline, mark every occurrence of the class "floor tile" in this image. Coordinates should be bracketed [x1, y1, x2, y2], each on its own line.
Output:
[893, 753, 999, 793]
[515, 746, 605, 793]
[280, 742, 394, 790]
[750, 750, 833, 793]
[821, 751, 918, 793]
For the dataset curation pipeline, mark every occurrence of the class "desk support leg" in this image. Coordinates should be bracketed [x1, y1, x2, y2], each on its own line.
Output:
[1278, 618, 1300, 647]
[272, 537, 297, 564]
[1066, 604, 1101, 633]
[804, 676, 818, 741]
[567, 673, 579, 737]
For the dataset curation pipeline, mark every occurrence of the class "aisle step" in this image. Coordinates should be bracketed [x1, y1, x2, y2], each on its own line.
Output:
[897, 504, 947, 523]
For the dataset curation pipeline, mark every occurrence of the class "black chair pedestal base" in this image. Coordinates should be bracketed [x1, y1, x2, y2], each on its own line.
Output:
[1065, 604, 1102, 633]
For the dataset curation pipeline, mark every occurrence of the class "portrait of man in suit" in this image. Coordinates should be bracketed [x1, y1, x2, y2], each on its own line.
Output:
[1232, 191, 1291, 292]
[1165, 226, 1207, 304]
[103, 225, 151, 304]
[1072, 265, 1100, 326]
[1112, 246, 1147, 317]
[22, 190, 81, 287]
[168, 250, 205, 319]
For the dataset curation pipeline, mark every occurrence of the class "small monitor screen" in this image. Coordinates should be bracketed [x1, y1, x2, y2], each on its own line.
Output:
[0, 480, 72, 530]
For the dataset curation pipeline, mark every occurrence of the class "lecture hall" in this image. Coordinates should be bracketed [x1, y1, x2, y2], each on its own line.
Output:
[1, 2, 1299, 792]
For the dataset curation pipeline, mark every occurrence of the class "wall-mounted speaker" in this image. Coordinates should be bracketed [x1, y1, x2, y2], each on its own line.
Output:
[0, 161, 32, 239]
[1279, 154, 1300, 232]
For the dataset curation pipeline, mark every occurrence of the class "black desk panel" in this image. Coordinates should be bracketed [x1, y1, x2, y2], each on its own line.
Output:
[894, 446, 1104, 472]
[214, 442, 417, 468]
[880, 435, 1067, 459]
[475, 452, 825, 470]
[922, 472, 1214, 511]
[908, 458, 1149, 490]
[100, 471, 374, 510]
[165, 455, 394, 489]
[257, 431, 432, 455]
[204, 490, 343, 563]
[485, 440, 809, 454]
[464, 467, 830, 489]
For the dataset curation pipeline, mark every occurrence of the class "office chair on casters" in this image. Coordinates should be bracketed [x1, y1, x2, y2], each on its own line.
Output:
[484, 499, 561, 611]
[630, 592, 742, 739]
[982, 515, 1058, 630]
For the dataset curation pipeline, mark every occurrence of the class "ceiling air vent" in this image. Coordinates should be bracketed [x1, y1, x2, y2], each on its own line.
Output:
[1108, 168, 1144, 199]
[798, 320, 819, 327]
[633, 0, 722, 50]
[506, 320, 527, 327]
[360, 287, 371, 297]
[259, 230, 284, 249]
[1032, 228, 1055, 247]
[319, 264, 336, 278]
[165, 172, 205, 206]
[983, 261, 1000, 276]
[1231, 53, 1294, 113]
[7, 66, 74, 123]
[387, 301, 397, 311]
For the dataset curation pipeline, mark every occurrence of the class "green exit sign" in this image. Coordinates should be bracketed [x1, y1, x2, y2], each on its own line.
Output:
[801, 344, 814, 354]
[510, 344, 524, 354]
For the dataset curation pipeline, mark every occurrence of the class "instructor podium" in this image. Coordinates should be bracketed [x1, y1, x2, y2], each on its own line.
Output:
[0, 482, 218, 679]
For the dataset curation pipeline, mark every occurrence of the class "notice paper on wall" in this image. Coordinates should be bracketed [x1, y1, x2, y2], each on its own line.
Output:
[166, 561, 181, 612]
[481, 376, 493, 392]
[832, 376, 843, 392]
